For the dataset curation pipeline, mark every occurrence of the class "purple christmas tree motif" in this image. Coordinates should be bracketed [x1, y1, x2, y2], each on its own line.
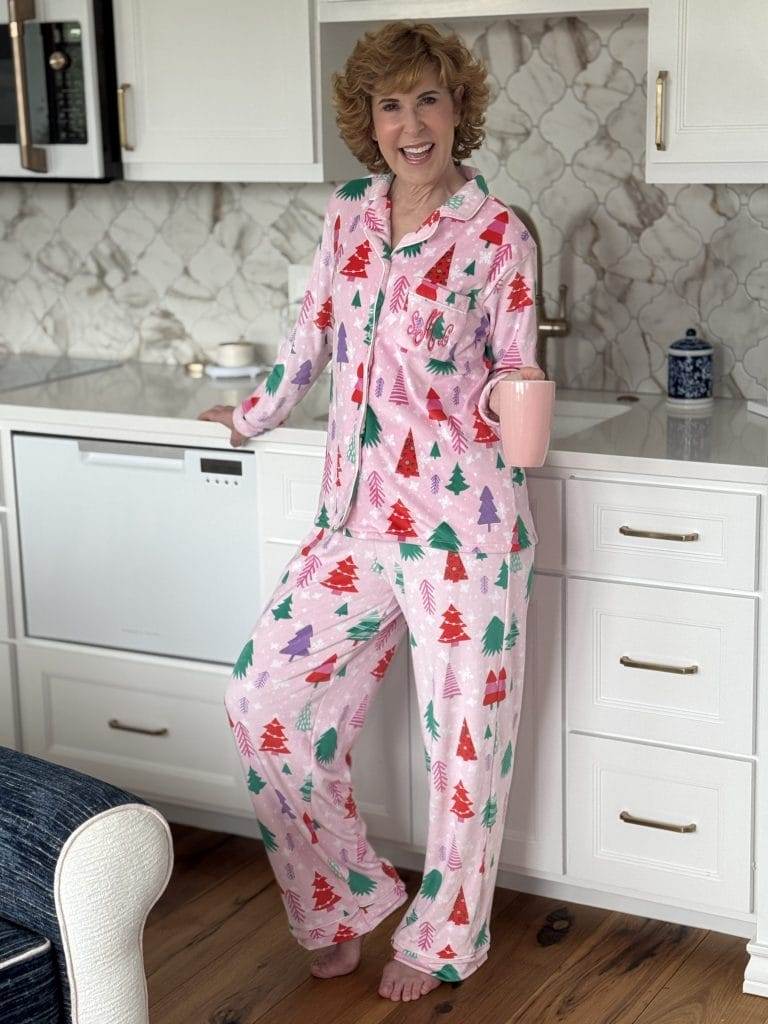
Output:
[281, 625, 313, 660]
[291, 360, 313, 387]
[336, 322, 349, 363]
[277, 789, 297, 819]
[473, 313, 490, 348]
[478, 486, 501, 530]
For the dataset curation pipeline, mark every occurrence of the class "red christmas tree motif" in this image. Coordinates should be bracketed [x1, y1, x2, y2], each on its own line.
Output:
[473, 405, 500, 445]
[426, 386, 448, 422]
[480, 209, 509, 247]
[456, 718, 477, 761]
[333, 923, 359, 943]
[303, 811, 319, 843]
[314, 295, 334, 330]
[419, 207, 442, 231]
[506, 271, 533, 311]
[260, 717, 290, 754]
[436, 944, 458, 959]
[415, 243, 455, 298]
[450, 780, 475, 821]
[372, 645, 397, 680]
[510, 517, 521, 552]
[243, 394, 260, 413]
[300, 528, 325, 556]
[344, 788, 358, 819]
[396, 428, 419, 477]
[386, 499, 418, 541]
[448, 885, 470, 925]
[439, 604, 470, 646]
[332, 213, 341, 255]
[444, 551, 468, 583]
[321, 556, 360, 594]
[312, 871, 342, 911]
[352, 362, 364, 406]
[340, 239, 371, 280]
[482, 668, 500, 706]
[496, 666, 508, 701]
[306, 652, 338, 684]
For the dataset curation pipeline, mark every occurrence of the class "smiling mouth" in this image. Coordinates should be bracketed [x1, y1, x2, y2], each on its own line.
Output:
[400, 143, 435, 161]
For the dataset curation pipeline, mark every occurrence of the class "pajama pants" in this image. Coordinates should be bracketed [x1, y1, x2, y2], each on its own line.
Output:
[223, 524, 536, 983]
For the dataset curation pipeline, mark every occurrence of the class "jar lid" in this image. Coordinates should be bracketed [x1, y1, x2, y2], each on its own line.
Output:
[669, 326, 712, 352]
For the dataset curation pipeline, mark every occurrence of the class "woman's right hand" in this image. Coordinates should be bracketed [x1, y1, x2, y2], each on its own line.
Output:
[197, 404, 249, 448]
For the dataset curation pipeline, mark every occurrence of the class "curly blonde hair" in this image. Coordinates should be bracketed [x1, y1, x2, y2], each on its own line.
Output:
[331, 21, 490, 174]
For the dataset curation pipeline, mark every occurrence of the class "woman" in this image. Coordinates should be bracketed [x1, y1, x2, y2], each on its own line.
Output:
[199, 20, 544, 1003]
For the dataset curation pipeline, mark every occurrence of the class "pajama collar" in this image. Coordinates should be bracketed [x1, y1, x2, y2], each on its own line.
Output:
[362, 163, 491, 253]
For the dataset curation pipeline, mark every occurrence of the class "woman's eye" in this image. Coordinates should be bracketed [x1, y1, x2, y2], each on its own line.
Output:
[420, 96, 437, 104]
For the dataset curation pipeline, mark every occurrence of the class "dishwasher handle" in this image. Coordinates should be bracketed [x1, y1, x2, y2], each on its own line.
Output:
[77, 439, 186, 471]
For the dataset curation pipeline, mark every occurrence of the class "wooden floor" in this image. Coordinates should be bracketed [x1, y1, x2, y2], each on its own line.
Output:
[144, 823, 768, 1023]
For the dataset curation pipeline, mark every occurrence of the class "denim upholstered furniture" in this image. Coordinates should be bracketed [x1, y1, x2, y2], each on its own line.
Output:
[0, 746, 174, 1023]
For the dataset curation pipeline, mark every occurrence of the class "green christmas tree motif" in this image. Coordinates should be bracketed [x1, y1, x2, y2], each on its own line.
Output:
[410, 631, 417, 648]
[495, 557, 509, 589]
[446, 462, 469, 495]
[363, 290, 385, 345]
[257, 819, 278, 852]
[272, 594, 293, 620]
[431, 312, 446, 339]
[394, 565, 405, 592]
[347, 613, 381, 642]
[500, 741, 513, 777]
[399, 542, 425, 561]
[382, 241, 392, 261]
[315, 727, 338, 765]
[232, 639, 253, 679]
[516, 515, 532, 549]
[396, 241, 424, 258]
[423, 743, 431, 773]
[474, 922, 490, 948]
[425, 699, 440, 740]
[371, 558, 384, 575]
[475, 174, 489, 195]
[296, 701, 312, 732]
[481, 795, 498, 829]
[482, 616, 505, 656]
[336, 663, 348, 677]
[467, 287, 480, 310]
[426, 357, 458, 375]
[428, 521, 461, 552]
[335, 176, 372, 200]
[504, 611, 520, 650]
[265, 363, 284, 395]
[336, 602, 349, 616]
[430, 441, 441, 458]
[327, 858, 345, 880]
[352, 289, 362, 308]
[405, 907, 419, 926]
[484, 723, 493, 740]
[281, 569, 290, 584]
[346, 432, 357, 465]
[315, 503, 330, 528]
[526, 566, 534, 601]
[463, 259, 476, 275]
[300, 774, 313, 801]
[512, 467, 525, 484]
[509, 551, 522, 573]
[434, 964, 461, 982]
[247, 768, 266, 795]
[347, 869, 377, 896]
[495, 451, 505, 471]
[420, 868, 443, 900]
[281, 763, 292, 775]
[361, 404, 382, 446]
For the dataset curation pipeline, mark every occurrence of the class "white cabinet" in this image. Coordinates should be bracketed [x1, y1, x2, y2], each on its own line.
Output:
[0, 642, 17, 748]
[0, 512, 11, 638]
[113, 1, 361, 182]
[645, 0, 768, 182]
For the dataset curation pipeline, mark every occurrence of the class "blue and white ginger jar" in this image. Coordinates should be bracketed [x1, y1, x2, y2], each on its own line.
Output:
[666, 327, 713, 407]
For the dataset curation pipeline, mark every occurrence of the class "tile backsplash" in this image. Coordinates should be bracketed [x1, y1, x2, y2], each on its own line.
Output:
[0, 11, 765, 400]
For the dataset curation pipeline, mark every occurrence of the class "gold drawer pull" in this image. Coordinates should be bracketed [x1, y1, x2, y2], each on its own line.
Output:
[655, 70, 668, 151]
[619, 525, 699, 542]
[620, 810, 696, 833]
[620, 655, 699, 675]
[108, 717, 169, 737]
[117, 83, 135, 151]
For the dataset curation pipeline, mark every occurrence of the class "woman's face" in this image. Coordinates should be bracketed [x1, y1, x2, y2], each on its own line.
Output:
[371, 65, 463, 185]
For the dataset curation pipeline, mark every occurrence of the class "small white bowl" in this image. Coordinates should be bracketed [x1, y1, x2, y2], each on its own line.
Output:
[215, 342, 258, 367]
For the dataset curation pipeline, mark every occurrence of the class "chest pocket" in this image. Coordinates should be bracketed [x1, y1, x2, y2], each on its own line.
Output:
[404, 279, 471, 352]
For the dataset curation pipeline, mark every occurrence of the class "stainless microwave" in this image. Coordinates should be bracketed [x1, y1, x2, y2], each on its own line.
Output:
[0, 0, 121, 180]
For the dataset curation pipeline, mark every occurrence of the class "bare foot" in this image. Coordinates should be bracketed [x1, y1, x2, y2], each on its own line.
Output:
[378, 959, 442, 1000]
[309, 935, 363, 979]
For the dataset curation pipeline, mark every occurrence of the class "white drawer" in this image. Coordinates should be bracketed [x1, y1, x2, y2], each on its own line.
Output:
[17, 644, 252, 815]
[565, 478, 759, 591]
[526, 475, 562, 571]
[567, 579, 756, 755]
[257, 448, 323, 541]
[567, 733, 753, 913]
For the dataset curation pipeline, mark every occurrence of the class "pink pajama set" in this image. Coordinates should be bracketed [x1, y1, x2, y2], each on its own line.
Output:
[224, 163, 540, 983]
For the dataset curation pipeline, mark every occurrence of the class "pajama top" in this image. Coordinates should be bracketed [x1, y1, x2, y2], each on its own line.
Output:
[233, 163, 540, 554]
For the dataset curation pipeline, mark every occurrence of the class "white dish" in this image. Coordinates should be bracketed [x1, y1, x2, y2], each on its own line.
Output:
[204, 362, 268, 380]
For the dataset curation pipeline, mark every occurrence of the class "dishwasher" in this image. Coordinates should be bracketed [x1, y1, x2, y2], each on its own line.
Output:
[13, 432, 263, 664]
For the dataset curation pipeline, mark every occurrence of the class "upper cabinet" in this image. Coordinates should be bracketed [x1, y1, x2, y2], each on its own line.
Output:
[113, 0, 362, 182]
[645, 0, 768, 182]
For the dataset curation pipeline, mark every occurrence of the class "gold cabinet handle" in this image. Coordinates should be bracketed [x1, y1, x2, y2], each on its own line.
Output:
[117, 83, 134, 151]
[108, 717, 168, 737]
[619, 525, 699, 542]
[620, 810, 696, 834]
[8, 0, 48, 172]
[620, 654, 699, 675]
[655, 70, 668, 151]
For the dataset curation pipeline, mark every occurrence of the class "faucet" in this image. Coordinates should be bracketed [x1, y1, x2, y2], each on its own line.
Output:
[509, 206, 569, 381]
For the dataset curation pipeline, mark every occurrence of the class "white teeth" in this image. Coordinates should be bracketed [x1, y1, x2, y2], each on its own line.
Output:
[403, 143, 433, 154]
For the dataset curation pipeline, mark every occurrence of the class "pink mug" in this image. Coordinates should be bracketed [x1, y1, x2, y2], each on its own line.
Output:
[493, 378, 556, 468]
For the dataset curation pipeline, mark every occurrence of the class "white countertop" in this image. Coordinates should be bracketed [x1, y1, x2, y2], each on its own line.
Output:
[0, 359, 766, 484]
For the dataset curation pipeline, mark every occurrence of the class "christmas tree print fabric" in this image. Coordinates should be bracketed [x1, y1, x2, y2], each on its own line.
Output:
[224, 523, 536, 981]
[232, 163, 540, 554]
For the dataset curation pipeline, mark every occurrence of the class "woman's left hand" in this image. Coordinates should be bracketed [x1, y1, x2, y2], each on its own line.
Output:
[489, 365, 546, 417]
